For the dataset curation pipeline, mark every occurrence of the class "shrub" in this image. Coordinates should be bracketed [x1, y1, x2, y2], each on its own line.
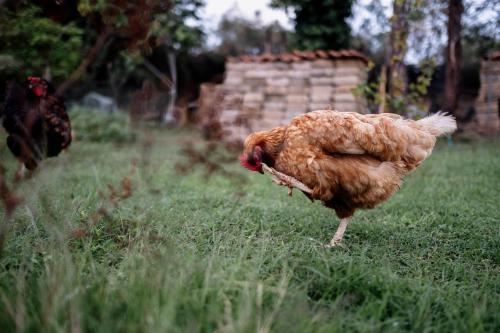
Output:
[69, 106, 136, 143]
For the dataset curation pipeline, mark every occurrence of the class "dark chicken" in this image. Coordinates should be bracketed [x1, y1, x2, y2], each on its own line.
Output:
[2, 77, 71, 171]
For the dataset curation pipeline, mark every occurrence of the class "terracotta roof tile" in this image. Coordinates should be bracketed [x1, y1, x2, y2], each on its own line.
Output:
[486, 51, 500, 61]
[328, 50, 340, 58]
[228, 49, 370, 63]
[315, 50, 330, 59]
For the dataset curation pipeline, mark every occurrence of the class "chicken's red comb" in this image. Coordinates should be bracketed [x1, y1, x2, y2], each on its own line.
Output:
[27, 76, 41, 82]
[239, 154, 259, 172]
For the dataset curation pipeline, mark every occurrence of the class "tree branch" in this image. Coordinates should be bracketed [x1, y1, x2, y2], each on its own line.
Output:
[57, 26, 114, 95]
[262, 163, 313, 196]
[142, 58, 172, 89]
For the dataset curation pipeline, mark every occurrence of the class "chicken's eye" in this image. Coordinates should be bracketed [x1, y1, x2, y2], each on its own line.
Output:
[247, 153, 256, 166]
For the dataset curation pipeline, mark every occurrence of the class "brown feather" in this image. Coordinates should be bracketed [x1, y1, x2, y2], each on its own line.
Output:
[241, 110, 456, 219]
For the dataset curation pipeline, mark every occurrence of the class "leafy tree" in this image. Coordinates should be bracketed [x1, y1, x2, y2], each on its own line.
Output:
[459, 1, 499, 95]
[263, 20, 293, 54]
[0, 0, 208, 126]
[352, 0, 435, 114]
[348, 0, 498, 117]
[354, 58, 435, 115]
[0, 4, 83, 83]
[149, 0, 205, 52]
[216, 14, 266, 56]
[56, 0, 169, 94]
[215, 11, 292, 56]
[143, 0, 205, 122]
[271, 0, 353, 50]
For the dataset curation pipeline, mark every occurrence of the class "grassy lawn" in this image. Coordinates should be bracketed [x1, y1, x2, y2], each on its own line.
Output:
[0, 127, 499, 332]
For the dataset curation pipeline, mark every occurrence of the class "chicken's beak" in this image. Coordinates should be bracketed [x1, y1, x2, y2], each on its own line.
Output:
[255, 160, 264, 174]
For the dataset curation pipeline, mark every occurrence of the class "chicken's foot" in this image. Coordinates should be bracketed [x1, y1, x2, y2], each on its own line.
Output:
[325, 217, 351, 248]
[261, 163, 313, 196]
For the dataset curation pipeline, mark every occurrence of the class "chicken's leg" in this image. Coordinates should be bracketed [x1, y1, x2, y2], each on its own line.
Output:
[325, 217, 351, 247]
[14, 164, 26, 183]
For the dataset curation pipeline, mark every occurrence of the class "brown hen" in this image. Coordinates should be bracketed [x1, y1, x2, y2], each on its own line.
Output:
[240, 110, 457, 247]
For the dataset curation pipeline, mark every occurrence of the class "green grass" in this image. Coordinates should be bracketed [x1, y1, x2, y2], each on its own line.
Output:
[0, 128, 499, 332]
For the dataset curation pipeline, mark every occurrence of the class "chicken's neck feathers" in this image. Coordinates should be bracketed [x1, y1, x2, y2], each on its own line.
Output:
[262, 126, 287, 157]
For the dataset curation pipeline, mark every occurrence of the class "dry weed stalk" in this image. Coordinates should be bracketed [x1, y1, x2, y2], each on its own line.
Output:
[176, 87, 250, 189]
[71, 161, 137, 240]
[0, 163, 23, 252]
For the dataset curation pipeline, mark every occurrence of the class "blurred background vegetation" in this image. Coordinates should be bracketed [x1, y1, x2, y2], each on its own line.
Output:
[70, 106, 136, 143]
[0, 0, 498, 120]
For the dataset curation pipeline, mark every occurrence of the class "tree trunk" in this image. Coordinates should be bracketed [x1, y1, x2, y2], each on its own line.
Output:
[43, 65, 52, 81]
[57, 26, 113, 95]
[163, 49, 177, 124]
[387, 0, 410, 107]
[443, 0, 463, 116]
[378, 65, 387, 114]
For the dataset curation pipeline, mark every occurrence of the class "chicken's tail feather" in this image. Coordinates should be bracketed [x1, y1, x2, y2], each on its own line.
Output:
[417, 112, 457, 137]
[3, 82, 26, 118]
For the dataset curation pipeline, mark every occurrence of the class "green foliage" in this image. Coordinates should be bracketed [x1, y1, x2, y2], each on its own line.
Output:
[271, 0, 353, 50]
[77, 0, 99, 15]
[0, 129, 498, 331]
[149, 0, 205, 51]
[0, 4, 83, 83]
[70, 107, 136, 143]
[0, 0, 207, 98]
[354, 59, 436, 115]
[0, 55, 21, 74]
[77, 0, 169, 50]
[354, 0, 498, 65]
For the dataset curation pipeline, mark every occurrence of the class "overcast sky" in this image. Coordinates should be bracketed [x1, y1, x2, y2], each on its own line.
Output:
[201, 0, 395, 30]
[201, 0, 292, 30]
[200, 0, 391, 46]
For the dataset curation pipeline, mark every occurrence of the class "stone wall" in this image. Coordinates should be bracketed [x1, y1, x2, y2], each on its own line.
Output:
[473, 57, 500, 136]
[218, 58, 368, 140]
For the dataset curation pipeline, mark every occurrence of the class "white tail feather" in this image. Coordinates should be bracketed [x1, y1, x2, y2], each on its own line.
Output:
[417, 112, 457, 137]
